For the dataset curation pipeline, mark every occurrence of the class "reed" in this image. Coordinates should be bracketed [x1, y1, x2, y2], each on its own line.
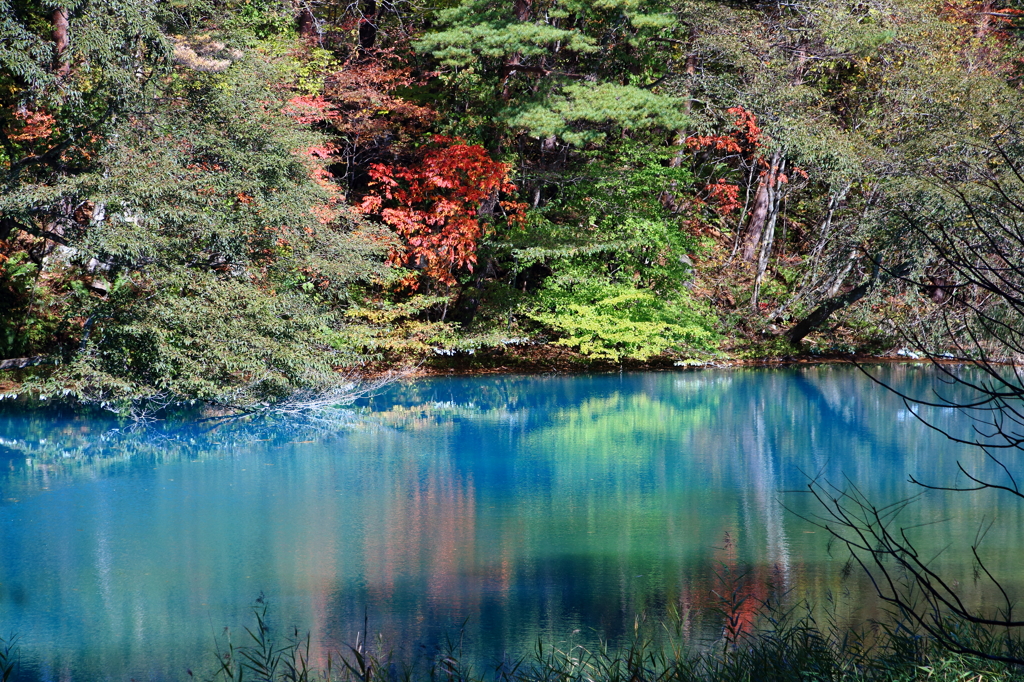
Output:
[197, 600, 1024, 682]
[0, 633, 16, 682]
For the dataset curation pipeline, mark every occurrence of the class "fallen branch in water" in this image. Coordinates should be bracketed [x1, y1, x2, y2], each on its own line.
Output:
[0, 355, 58, 370]
[195, 369, 410, 423]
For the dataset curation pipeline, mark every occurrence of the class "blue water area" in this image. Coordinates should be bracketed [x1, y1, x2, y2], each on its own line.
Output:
[0, 365, 1022, 680]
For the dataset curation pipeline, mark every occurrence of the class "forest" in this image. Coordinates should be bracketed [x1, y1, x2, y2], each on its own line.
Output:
[3, 0, 1024, 412]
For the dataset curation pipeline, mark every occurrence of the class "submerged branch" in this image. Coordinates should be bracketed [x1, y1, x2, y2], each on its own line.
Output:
[0, 355, 59, 370]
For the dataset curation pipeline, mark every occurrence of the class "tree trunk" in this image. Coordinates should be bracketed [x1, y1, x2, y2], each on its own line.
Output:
[0, 218, 16, 242]
[477, 189, 499, 217]
[501, 0, 532, 100]
[741, 150, 783, 262]
[52, 7, 70, 77]
[358, 0, 377, 56]
[751, 156, 785, 308]
[660, 29, 698, 212]
[783, 261, 912, 346]
[669, 27, 698, 169]
[924, 276, 950, 303]
[0, 356, 58, 370]
[825, 251, 857, 298]
[976, 0, 993, 38]
[742, 181, 770, 261]
[791, 47, 807, 86]
[292, 0, 316, 39]
[808, 184, 849, 267]
[514, 0, 531, 21]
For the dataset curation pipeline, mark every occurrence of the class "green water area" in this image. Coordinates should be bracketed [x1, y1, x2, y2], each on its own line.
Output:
[1, 365, 1021, 681]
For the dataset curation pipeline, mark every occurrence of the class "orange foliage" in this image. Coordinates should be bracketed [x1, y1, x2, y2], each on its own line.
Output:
[704, 180, 742, 216]
[323, 61, 435, 145]
[283, 59, 440, 236]
[304, 142, 342, 192]
[283, 61, 435, 151]
[686, 107, 767, 218]
[728, 107, 761, 148]
[942, 0, 1023, 38]
[686, 133, 741, 154]
[8, 109, 56, 144]
[282, 95, 338, 125]
[357, 136, 524, 287]
[685, 107, 761, 156]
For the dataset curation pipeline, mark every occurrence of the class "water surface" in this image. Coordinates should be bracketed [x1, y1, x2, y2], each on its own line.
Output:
[1, 365, 1022, 680]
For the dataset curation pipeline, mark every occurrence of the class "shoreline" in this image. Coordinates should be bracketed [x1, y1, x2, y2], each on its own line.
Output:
[0, 347, 970, 412]
[360, 347, 961, 381]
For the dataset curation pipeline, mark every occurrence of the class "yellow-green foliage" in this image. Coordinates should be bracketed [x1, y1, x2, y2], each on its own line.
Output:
[530, 279, 720, 362]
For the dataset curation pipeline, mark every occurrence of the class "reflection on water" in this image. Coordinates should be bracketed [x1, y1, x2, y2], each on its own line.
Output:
[1, 365, 1022, 680]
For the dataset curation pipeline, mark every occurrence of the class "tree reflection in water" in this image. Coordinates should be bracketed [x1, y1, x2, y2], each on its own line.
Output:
[0, 366, 1020, 680]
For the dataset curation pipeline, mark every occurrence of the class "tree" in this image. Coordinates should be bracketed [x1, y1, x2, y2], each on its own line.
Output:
[666, 0, 1023, 344]
[402, 0, 715, 339]
[516, 141, 721, 360]
[284, 59, 435, 193]
[414, 0, 688, 149]
[357, 136, 524, 289]
[0, 0, 169, 365]
[1, 9, 396, 411]
[1, 0, 169, 239]
[807, 118, 1024, 665]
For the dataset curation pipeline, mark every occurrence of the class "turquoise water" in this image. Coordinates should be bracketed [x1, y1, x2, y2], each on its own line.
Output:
[1, 365, 1022, 680]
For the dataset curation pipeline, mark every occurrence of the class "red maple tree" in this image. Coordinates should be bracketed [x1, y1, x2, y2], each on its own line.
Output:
[358, 136, 525, 287]
[685, 107, 763, 218]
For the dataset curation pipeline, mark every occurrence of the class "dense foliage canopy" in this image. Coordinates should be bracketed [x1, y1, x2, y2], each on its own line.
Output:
[3, 0, 1024, 410]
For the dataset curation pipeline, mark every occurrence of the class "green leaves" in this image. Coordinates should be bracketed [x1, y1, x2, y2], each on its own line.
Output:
[72, 272, 344, 404]
[414, 0, 682, 144]
[530, 278, 719, 361]
[505, 83, 687, 145]
[416, 14, 596, 68]
[3, 36, 394, 410]
[0, 0, 170, 176]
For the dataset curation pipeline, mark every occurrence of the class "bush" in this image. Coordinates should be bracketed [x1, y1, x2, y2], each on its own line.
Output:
[529, 278, 720, 362]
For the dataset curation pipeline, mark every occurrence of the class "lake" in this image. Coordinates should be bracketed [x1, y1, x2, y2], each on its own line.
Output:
[1, 364, 1022, 681]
